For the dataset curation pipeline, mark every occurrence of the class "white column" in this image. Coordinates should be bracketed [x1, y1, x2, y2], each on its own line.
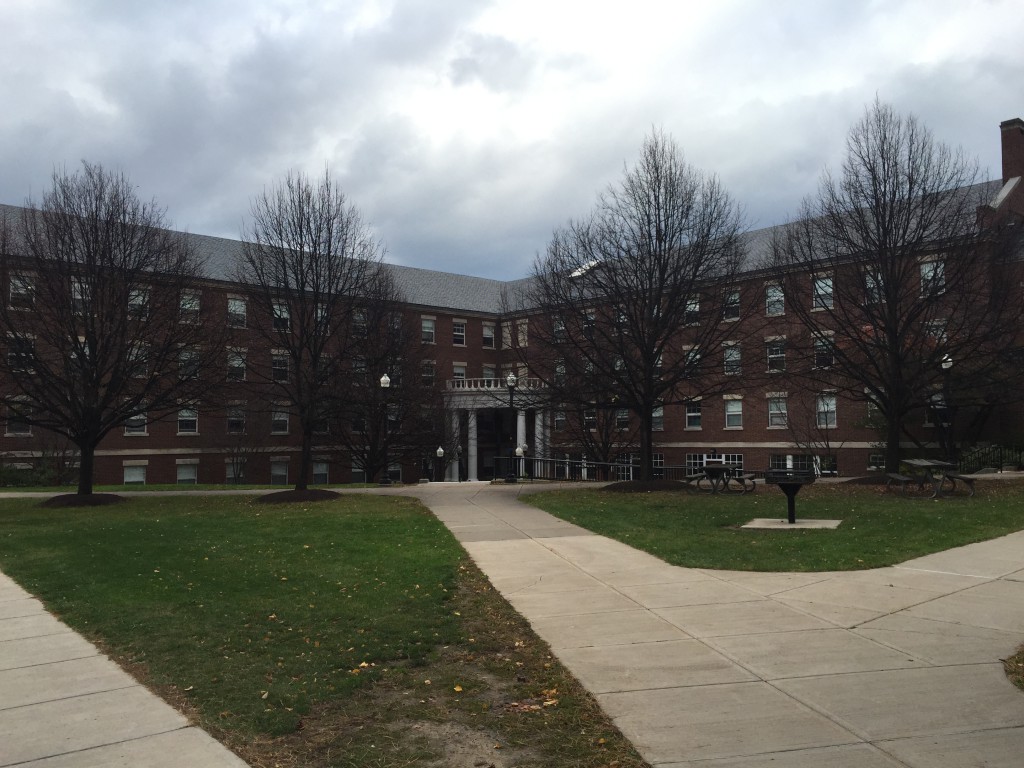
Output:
[447, 409, 461, 481]
[467, 409, 478, 481]
[516, 409, 526, 450]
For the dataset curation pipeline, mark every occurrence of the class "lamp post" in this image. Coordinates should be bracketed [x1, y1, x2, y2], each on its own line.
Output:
[940, 355, 955, 462]
[456, 444, 463, 482]
[505, 373, 517, 483]
[379, 373, 391, 485]
[435, 446, 444, 483]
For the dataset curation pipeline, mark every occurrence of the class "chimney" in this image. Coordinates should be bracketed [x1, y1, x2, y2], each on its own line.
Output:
[1001, 118, 1024, 182]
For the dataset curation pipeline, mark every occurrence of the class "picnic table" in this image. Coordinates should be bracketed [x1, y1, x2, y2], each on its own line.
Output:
[898, 459, 976, 498]
[695, 462, 756, 494]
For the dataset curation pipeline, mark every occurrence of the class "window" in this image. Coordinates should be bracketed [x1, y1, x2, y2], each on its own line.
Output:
[812, 275, 833, 309]
[227, 349, 246, 381]
[176, 463, 198, 485]
[583, 311, 595, 340]
[652, 405, 664, 431]
[128, 288, 149, 319]
[724, 398, 743, 429]
[227, 405, 246, 434]
[352, 309, 367, 337]
[7, 336, 34, 373]
[5, 403, 31, 436]
[482, 364, 496, 381]
[227, 297, 246, 328]
[271, 461, 289, 486]
[452, 321, 466, 346]
[272, 352, 289, 382]
[452, 364, 466, 380]
[767, 395, 788, 427]
[224, 459, 246, 484]
[125, 413, 147, 435]
[766, 338, 786, 371]
[178, 346, 200, 380]
[517, 319, 528, 348]
[554, 410, 566, 430]
[813, 337, 835, 368]
[313, 461, 329, 485]
[685, 296, 700, 325]
[553, 316, 566, 341]
[421, 361, 436, 386]
[868, 453, 885, 471]
[724, 343, 741, 375]
[685, 401, 701, 429]
[920, 259, 945, 296]
[553, 360, 567, 386]
[179, 289, 200, 322]
[72, 278, 90, 315]
[765, 283, 784, 316]
[616, 409, 630, 430]
[865, 271, 883, 304]
[925, 319, 948, 346]
[584, 409, 597, 430]
[272, 300, 290, 331]
[9, 274, 34, 310]
[723, 290, 740, 321]
[271, 407, 289, 434]
[482, 322, 495, 348]
[816, 393, 837, 428]
[684, 345, 701, 375]
[177, 408, 198, 434]
[770, 454, 813, 472]
[129, 344, 149, 378]
[421, 317, 435, 344]
[123, 465, 146, 485]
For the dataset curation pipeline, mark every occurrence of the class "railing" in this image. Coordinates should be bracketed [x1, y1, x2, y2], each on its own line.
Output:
[446, 377, 546, 391]
[492, 456, 710, 482]
[957, 445, 1024, 474]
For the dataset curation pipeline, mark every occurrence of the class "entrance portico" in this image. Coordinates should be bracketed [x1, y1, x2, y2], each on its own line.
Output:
[445, 377, 548, 481]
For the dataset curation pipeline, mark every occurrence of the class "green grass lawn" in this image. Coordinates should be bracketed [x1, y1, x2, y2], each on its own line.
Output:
[0, 493, 647, 768]
[527, 480, 1024, 571]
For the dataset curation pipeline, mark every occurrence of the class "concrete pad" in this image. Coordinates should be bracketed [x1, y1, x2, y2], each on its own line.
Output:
[522, 523, 595, 538]
[0, 655, 137, 710]
[529, 609, 688, 649]
[11, 727, 248, 767]
[742, 518, 842, 529]
[900, 532, 1024, 578]
[618, 578, 762, 609]
[660, 743, 905, 768]
[848, 566, 989, 593]
[878, 726, 1024, 768]
[504, 587, 639, 618]
[902, 579, 1024, 633]
[540, 535, 668, 572]
[598, 682, 858, 763]
[0, 686, 188, 766]
[775, 599, 886, 628]
[488, 569, 606, 595]
[594, 564, 711, 587]
[557, 638, 757, 693]
[655, 599, 833, 638]
[0, 613, 73, 642]
[448, 524, 530, 541]
[855, 613, 1022, 665]
[1007, 567, 1024, 582]
[773, 579, 941, 614]
[775, 664, 1024, 741]
[0, 597, 44, 619]
[0, 632, 100, 671]
[710, 628, 928, 680]
[700, 571, 836, 596]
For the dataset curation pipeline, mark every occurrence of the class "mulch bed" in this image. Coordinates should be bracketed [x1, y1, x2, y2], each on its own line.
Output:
[40, 493, 126, 508]
[253, 489, 341, 504]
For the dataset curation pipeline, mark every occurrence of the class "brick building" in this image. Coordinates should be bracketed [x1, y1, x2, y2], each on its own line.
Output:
[2, 118, 1023, 486]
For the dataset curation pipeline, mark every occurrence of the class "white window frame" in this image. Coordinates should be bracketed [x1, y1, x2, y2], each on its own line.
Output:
[270, 407, 289, 435]
[765, 283, 784, 316]
[272, 300, 290, 332]
[270, 460, 289, 486]
[723, 289, 740, 321]
[123, 464, 146, 485]
[685, 400, 702, 430]
[767, 394, 788, 428]
[177, 407, 198, 434]
[724, 396, 743, 429]
[227, 348, 246, 381]
[176, 463, 198, 485]
[482, 322, 495, 348]
[421, 316, 436, 344]
[812, 275, 833, 310]
[724, 342, 741, 375]
[452, 320, 466, 346]
[766, 337, 786, 372]
[227, 296, 247, 328]
[920, 258, 945, 297]
[124, 412, 148, 436]
[9, 274, 34, 310]
[816, 393, 837, 429]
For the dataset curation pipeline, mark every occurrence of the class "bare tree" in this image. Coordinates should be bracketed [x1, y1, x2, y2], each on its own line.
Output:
[522, 129, 747, 480]
[329, 273, 439, 484]
[772, 101, 1021, 472]
[234, 170, 384, 490]
[0, 163, 216, 496]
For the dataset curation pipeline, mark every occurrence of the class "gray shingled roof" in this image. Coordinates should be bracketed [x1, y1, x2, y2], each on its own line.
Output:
[2, 178, 1009, 314]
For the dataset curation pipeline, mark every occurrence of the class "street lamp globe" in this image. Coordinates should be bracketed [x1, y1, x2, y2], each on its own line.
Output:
[380, 373, 391, 388]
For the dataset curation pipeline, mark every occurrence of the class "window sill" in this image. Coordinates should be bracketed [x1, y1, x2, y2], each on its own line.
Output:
[723, 426, 743, 430]
[4, 433, 32, 438]
[767, 425, 788, 430]
[177, 431, 199, 437]
[684, 426, 702, 431]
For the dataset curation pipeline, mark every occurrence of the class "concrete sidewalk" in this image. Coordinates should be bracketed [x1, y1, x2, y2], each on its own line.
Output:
[409, 481, 1024, 768]
[0, 572, 247, 767]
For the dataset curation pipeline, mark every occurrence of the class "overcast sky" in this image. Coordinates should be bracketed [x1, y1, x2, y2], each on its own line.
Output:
[2, 0, 1022, 280]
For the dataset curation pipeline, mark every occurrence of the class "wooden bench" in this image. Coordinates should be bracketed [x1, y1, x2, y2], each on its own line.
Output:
[943, 473, 977, 497]
[886, 473, 915, 493]
[679, 473, 706, 490]
[737, 473, 757, 493]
